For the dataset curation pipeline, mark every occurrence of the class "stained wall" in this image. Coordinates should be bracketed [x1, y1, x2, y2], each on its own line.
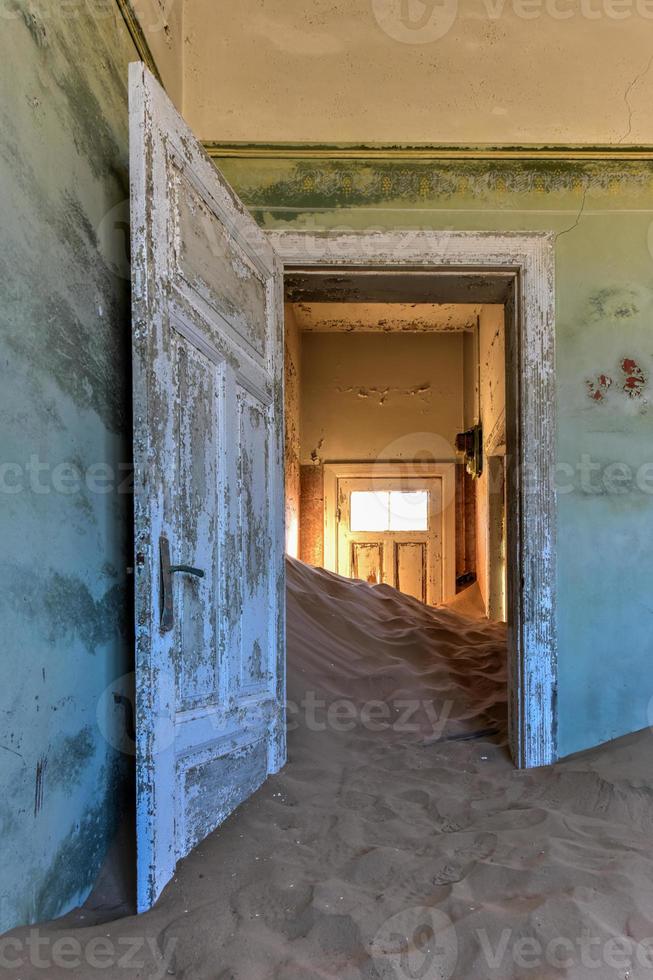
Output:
[0, 2, 137, 931]
[216, 152, 653, 758]
[301, 331, 465, 465]
[297, 328, 472, 574]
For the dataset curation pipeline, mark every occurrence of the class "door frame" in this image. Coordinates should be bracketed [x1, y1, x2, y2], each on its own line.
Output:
[269, 230, 557, 769]
[323, 462, 457, 603]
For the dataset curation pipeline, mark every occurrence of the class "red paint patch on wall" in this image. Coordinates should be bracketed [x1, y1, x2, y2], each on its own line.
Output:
[586, 374, 612, 402]
[621, 358, 647, 398]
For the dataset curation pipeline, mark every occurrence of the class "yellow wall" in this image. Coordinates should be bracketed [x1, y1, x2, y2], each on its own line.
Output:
[177, 0, 653, 143]
[134, 0, 184, 109]
[284, 304, 302, 557]
[475, 307, 506, 615]
[301, 331, 465, 464]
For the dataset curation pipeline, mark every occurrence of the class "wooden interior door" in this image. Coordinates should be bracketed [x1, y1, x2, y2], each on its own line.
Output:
[336, 477, 445, 604]
[130, 64, 285, 912]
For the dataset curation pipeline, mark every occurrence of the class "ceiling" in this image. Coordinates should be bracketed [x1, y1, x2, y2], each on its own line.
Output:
[290, 302, 483, 333]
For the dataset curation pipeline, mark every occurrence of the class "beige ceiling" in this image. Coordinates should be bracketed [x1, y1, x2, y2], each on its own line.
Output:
[291, 302, 482, 333]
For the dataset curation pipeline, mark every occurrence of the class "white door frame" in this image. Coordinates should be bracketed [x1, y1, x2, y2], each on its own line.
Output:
[323, 462, 456, 603]
[269, 230, 557, 769]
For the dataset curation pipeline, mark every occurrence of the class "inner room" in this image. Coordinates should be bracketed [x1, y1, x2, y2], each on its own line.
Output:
[284, 269, 508, 623]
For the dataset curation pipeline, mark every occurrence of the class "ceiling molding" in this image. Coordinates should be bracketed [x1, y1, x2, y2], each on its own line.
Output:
[115, 0, 162, 84]
[204, 142, 653, 162]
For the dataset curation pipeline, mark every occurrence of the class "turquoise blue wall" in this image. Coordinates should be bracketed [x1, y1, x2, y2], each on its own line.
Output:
[215, 154, 653, 759]
[0, 3, 137, 931]
[2, 0, 652, 930]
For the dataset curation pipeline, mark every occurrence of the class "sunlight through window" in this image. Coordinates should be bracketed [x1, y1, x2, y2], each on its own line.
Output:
[350, 491, 429, 532]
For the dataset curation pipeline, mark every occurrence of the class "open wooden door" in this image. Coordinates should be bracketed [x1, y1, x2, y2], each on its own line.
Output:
[129, 64, 285, 912]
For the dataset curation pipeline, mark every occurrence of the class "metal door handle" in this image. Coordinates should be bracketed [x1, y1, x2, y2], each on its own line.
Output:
[160, 536, 205, 632]
[169, 564, 205, 578]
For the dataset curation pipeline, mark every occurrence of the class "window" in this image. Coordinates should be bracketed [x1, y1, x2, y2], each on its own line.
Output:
[350, 491, 429, 532]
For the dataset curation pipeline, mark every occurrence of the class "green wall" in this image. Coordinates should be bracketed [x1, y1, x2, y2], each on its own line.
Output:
[0, 2, 137, 931]
[215, 152, 653, 759]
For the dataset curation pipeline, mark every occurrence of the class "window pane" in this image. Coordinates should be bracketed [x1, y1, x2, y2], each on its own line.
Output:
[350, 491, 390, 531]
[349, 490, 429, 532]
[389, 491, 429, 531]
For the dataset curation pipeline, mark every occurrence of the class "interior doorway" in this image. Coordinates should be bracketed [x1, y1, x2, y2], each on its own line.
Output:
[329, 465, 456, 605]
[283, 272, 508, 616]
[272, 245, 557, 773]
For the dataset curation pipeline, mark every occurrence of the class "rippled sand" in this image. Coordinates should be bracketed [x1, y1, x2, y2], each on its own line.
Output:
[5, 558, 653, 979]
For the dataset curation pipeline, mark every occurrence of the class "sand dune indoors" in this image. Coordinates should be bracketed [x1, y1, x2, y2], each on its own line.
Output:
[5, 558, 653, 979]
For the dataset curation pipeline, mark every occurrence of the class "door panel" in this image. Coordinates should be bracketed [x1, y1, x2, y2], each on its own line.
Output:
[396, 542, 426, 603]
[237, 389, 274, 694]
[352, 542, 384, 584]
[173, 163, 268, 361]
[174, 337, 224, 709]
[130, 64, 285, 913]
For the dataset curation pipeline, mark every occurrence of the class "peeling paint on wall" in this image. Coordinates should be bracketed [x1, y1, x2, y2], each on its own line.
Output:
[284, 304, 301, 557]
[586, 374, 613, 402]
[301, 332, 463, 465]
[0, 2, 136, 932]
[621, 358, 647, 398]
[220, 146, 653, 759]
[585, 359, 648, 404]
[215, 157, 653, 223]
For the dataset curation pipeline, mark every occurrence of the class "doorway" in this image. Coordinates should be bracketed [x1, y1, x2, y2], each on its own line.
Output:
[272, 244, 557, 773]
[324, 465, 457, 605]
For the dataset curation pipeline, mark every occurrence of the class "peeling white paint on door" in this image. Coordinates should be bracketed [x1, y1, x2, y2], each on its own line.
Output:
[129, 63, 285, 912]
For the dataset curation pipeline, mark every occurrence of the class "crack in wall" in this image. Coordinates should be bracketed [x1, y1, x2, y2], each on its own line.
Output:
[556, 182, 588, 240]
[619, 51, 653, 144]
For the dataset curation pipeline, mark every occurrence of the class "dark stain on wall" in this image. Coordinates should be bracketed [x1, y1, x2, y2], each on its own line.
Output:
[47, 726, 96, 788]
[0, 1, 136, 932]
[588, 287, 640, 322]
[31, 764, 128, 924]
[215, 156, 653, 219]
[1, 566, 129, 655]
[34, 757, 47, 817]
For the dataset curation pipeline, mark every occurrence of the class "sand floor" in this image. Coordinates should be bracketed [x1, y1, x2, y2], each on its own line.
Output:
[3, 558, 653, 979]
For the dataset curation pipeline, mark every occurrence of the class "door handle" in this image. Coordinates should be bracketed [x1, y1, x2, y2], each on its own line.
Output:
[160, 536, 205, 632]
[169, 564, 205, 577]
